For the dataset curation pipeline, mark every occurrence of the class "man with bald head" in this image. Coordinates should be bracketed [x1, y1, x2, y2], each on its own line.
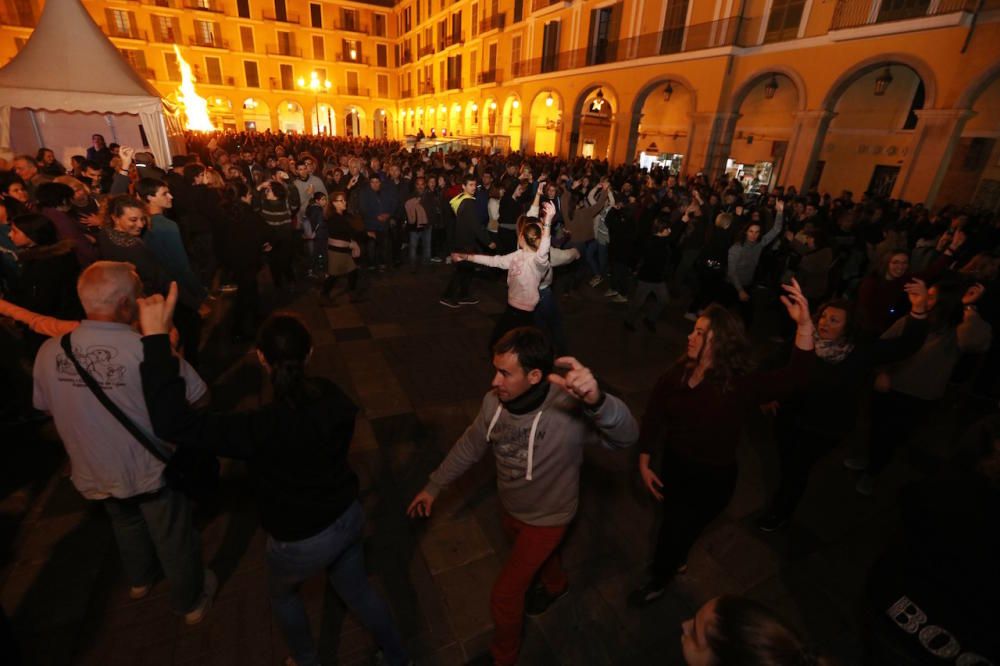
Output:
[32, 261, 217, 624]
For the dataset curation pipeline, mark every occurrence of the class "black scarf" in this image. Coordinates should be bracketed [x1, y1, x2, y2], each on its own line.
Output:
[503, 380, 549, 415]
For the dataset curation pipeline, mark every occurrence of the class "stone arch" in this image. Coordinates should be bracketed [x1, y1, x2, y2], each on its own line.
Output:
[820, 53, 938, 112]
[955, 61, 1000, 110]
[568, 82, 620, 159]
[625, 75, 698, 166]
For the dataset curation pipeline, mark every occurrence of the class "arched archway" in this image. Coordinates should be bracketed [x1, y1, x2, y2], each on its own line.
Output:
[528, 90, 563, 156]
[448, 103, 462, 135]
[936, 67, 1000, 208]
[208, 96, 235, 130]
[569, 84, 619, 160]
[373, 108, 391, 139]
[626, 75, 697, 170]
[501, 95, 522, 150]
[345, 106, 366, 137]
[314, 103, 336, 135]
[277, 100, 305, 133]
[464, 101, 480, 136]
[813, 61, 931, 197]
[722, 69, 804, 190]
[241, 98, 271, 131]
[484, 97, 499, 135]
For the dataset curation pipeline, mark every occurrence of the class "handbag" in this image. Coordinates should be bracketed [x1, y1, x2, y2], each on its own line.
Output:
[60, 333, 219, 501]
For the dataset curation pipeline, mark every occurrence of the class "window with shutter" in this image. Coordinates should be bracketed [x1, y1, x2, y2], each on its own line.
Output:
[244, 60, 260, 87]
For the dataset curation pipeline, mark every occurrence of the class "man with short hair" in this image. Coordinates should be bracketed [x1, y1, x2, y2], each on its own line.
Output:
[12, 155, 51, 199]
[404, 176, 431, 271]
[86, 133, 113, 168]
[291, 159, 327, 229]
[408, 327, 638, 666]
[32, 261, 216, 624]
[440, 175, 493, 308]
[360, 175, 397, 271]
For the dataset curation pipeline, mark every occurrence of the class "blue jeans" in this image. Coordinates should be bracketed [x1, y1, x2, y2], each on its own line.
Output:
[408, 227, 432, 266]
[585, 241, 609, 277]
[267, 501, 408, 666]
[534, 287, 568, 356]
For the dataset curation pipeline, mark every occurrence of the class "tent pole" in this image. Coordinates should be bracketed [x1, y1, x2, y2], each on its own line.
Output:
[27, 110, 44, 148]
[105, 114, 119, 144]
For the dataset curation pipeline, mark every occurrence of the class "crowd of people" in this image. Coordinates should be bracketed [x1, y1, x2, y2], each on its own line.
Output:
[1, 128, 998, 665]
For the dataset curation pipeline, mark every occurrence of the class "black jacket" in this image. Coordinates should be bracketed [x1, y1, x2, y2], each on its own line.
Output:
[140, 335, 361, 542]
[8, 239, 82, 320]
[222, 201, 268, 273]
[452, 195, 492, 252]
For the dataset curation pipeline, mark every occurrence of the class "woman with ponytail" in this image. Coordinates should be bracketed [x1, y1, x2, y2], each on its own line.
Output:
[136, 288, 409, 666]
[682, 595, 824, 666]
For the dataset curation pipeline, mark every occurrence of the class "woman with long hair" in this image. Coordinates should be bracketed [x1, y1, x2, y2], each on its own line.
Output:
[321, 190, 363, 301]
[682, 595, 825, 666]
[758, 288, 931, 531]
[630, 279, 815, 606]
[725, 200, 785, 325]
[138, 300, 410, 666]
[848, 276, 993, 495]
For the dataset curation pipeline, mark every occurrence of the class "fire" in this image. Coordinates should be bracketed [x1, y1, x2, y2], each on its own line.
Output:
[172, 45, 214, 131]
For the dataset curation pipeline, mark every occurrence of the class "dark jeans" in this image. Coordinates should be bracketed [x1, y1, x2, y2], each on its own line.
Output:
[769, 414, 840, 520]
[267, 501, 408, 666]
[366, 229, 393, 268]
[609, 258, 632, 297]
[103, 486, 204, 614]
[231, 269, 260, 338]
[442, 261, 475, 300]
[534, 287, 568, 356]
[266, 224, 297, 288]
[651, 451, 738, 580]
[867, 390, 931, 476]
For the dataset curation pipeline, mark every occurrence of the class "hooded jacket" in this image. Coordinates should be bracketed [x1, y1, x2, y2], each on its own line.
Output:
[426, 384, 638, 526]
[450, 192, 492, 252]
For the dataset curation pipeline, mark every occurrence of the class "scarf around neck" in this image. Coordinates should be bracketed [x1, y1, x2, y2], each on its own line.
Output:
[814, 332, 854, 364]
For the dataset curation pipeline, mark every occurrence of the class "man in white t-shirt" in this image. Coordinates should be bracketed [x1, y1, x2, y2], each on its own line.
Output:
[32, 261, 217, 624]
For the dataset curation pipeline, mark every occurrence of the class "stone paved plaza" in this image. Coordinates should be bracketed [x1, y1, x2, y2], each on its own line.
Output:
[1, 265, 962, 665]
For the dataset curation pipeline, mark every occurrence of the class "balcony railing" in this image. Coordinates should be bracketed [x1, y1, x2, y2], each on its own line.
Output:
[418, 82, 435, 94]
[337, 86, 371, 96]
[262, 10, 301, 23]
[107, 26, 147, 40]
[335, 22, 369, 34]
[479, 13, 506, 32]
[151, 30, 182, 44]
[142, 0, 180, 8]
[441, 32, 464, 48]
[511, 17, 756, 78]
[830, 0, 975, 30]
[401, 50, 414, 65]
[184, 0, 225, 13]
[531, 0, 567, 12]
[188, 36, 229, 49]
[134, 67, 157, 79]
[336, 54, 371, 65]
[445, 77, 461, 90]
[400, 88, 413, 98]
[418, 44, 436, 58]
[477, 69, 501, 85]
[266, 44, 303, 57]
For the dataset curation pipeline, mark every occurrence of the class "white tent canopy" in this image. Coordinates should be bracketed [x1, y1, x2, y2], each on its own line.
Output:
[0, 0, 181, 168]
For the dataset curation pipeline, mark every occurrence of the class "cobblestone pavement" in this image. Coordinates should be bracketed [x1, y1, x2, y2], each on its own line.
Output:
[1, 264, 954, 665]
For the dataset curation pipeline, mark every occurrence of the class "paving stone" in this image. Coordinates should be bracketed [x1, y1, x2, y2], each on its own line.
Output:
[418, 517, 495, 576]
[432, 554, 502, 642]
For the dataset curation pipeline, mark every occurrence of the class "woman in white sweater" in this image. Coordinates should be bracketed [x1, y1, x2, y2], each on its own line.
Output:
[452, 202, 554, 348]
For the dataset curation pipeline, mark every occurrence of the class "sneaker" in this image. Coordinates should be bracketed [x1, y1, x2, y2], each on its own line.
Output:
[129, 584, 151, 600]
[184, 570, 218, 625]
[756, 513, 789, 533]
[525, 584, 569, 616]
[430, 256, 444, 263]
[219, 284, 238, 293]
[855, 473, 875, 497]
[610, 294, 628, 303]
[439, 298, 460, 308]
[458, 296, 480, 305]
[445, 256, 453, 264]
[675, 563, 688, 575]
[683, 312, 698, 322]
[843, 457, 867, 471]
[588, 275, 604, 288]
[628, 579, 667, 607]
[603, 288, 619, 297]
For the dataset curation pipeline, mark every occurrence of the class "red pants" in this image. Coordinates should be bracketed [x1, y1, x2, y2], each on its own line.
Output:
[490, 511, 568, 666]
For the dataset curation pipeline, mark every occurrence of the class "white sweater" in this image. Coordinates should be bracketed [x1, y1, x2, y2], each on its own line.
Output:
[469, 232, 552, 311]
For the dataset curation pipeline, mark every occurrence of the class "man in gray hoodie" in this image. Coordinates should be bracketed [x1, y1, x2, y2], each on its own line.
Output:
[408, 327, 638, 666]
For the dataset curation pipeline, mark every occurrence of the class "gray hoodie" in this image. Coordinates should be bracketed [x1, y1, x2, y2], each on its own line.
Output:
[426, 384, 638, 526]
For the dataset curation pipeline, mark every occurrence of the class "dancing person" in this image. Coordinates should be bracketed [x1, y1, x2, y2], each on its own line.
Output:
[138, 289, 410, 666]
[440, 175, 494, 308]
[407, 327, 638, 666]
[631, 279, 816, 606]
[321, 191, 363, 301]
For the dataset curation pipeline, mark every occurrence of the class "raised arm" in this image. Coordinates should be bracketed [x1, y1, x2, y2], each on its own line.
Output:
[0, 298, 79, 337]
[760, 200, 785, 246]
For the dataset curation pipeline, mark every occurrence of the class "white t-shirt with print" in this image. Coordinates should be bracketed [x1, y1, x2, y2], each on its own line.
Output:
[33, 320, 208, 500]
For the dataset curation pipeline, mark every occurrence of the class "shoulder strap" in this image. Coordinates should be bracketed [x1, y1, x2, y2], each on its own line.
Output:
[60, 332, 169, 464]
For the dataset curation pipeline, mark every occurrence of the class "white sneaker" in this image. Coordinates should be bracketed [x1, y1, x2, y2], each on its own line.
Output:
[588, 275, 604, 287]
[445, 256, 453, 264]
[603, 289, 619, 297]
[184, 570, 218, 625]
[129, 584, 151, 600]
[610, 294, 628, 303]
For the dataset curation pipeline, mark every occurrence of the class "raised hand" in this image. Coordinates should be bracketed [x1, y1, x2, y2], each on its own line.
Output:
[547, 356, 601, 406]
[137, 281, 178, 336]
[779, 278, 811, 328]
[541, 201, 555, 223]
[904, 278, 929, 313]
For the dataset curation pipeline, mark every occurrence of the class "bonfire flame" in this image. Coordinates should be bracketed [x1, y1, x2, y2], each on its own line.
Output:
[172, 45, 213, 131]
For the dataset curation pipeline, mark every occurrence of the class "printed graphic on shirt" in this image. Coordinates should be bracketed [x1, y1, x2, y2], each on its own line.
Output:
[57, 345, 127, 389]
[490, 419, 546, 481]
